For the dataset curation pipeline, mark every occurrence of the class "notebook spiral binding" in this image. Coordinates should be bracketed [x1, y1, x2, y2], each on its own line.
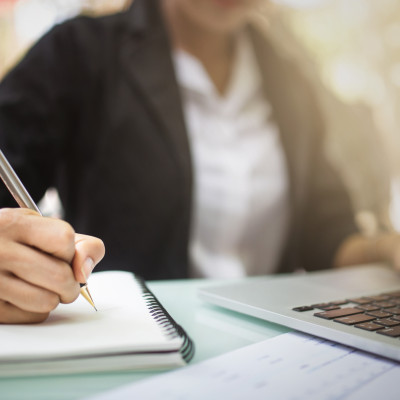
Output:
[136, 277, 195, 363]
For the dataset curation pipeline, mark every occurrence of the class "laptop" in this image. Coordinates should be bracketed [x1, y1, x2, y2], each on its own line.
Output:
[198, 264, 400, 361]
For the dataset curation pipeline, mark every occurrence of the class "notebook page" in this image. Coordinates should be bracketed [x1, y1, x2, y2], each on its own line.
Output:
[86, 332, 399, 400]
[0, 271, 181, 361]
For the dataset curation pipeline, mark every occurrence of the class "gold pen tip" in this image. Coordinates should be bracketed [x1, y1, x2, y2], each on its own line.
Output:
[80, 285, 97, 311]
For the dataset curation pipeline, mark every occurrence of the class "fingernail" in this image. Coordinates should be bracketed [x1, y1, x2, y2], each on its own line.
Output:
[81, 257, 94, 282]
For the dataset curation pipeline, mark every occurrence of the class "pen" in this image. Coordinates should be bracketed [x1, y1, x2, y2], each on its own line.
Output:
[0, 148, 97, 311]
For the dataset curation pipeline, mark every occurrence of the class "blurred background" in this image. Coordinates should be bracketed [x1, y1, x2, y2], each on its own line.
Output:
[0, 0, 399, 232]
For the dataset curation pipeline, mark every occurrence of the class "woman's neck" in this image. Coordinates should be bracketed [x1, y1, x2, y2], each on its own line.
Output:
[162, 1, 236, 95]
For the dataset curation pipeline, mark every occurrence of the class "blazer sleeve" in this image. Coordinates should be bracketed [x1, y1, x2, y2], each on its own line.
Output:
[298, 97, 359, 271]
[0, 22, 85, 207]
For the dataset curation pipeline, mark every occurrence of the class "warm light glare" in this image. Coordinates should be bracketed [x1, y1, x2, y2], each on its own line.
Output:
[324, 60, 366, 102]
[324, 60, 386, 106]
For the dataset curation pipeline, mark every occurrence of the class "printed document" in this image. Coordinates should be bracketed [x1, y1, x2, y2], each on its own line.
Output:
[85, 331, 399, 400]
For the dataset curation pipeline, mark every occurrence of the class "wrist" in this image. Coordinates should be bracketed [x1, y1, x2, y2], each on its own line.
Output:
[371, 233, 398, 264]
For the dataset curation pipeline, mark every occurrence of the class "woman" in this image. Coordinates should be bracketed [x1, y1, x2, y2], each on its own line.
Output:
[0, 0, 399, 322]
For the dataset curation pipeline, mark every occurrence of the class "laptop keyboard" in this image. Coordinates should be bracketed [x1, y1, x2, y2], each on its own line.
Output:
[293, 290, 400, 338]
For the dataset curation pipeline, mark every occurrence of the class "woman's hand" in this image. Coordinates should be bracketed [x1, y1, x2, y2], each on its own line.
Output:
[0, 208, 104, 324]
[334, 232, 400, 271]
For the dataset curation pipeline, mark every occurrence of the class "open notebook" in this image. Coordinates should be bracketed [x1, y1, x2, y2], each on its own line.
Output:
[0, 271, 194, 376]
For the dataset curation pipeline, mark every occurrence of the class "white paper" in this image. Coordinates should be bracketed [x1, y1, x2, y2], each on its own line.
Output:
[0, 271, 181, 361]
[85, 331, 399, 400]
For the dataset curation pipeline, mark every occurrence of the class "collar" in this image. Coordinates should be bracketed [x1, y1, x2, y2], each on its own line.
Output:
[173, 31, 262, 113]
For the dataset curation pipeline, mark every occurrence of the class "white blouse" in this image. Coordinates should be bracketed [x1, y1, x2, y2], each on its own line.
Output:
[173, 33, 290, 278]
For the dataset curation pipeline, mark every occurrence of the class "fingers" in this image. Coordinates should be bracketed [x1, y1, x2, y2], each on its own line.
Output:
[0, 301, 49, 324]
[0, 271, 60, 313]
[0, 208, 105, 323]
[72, 234, 105, 283]
[0, 239, 80, 304]
[0, 208, 76, 263]
[0, 268, 79, 324]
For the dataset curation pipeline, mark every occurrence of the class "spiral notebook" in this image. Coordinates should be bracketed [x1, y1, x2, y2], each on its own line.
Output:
[0, 271, 194, 376]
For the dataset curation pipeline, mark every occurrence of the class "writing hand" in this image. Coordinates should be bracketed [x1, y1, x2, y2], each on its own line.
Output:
[0, 208, 105, 324]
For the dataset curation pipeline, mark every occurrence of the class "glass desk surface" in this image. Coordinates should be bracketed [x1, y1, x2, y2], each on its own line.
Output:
[0, 278, 289, 400]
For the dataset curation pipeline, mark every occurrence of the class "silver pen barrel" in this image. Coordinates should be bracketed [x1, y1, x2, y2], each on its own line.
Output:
[0, 149, 42, 215]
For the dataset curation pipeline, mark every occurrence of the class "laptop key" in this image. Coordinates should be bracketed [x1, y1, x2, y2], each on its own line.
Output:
[331, 300, 348, 306]
[377, 325, 400, 337]
[374, 318, 400, 327]
[366, 310, 393, 318]
[292, 306, 314, 312]
[311, 303, 334, 309]
[365, 295, 391, 302]
[385, 307, 400, 315]
[355, 322, 385, 331]
[347, 298, 373, 305]
[356, 304, 380, 312]
[372, 301, 396, 308]
[334, 314, 376, 325]
[314, 308, 362, 320]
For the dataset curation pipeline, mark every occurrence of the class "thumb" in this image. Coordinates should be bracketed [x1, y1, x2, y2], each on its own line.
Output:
[72, 234, 105, 283]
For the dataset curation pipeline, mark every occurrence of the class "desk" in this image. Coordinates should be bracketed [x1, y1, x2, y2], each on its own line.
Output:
[0, 279, 289, 400]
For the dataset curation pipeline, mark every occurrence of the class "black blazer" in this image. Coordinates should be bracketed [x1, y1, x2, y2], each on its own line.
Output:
[0, 0, 357, 279]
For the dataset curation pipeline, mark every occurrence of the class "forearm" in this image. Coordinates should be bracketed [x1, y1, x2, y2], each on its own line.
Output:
[334, 233, 400, 269]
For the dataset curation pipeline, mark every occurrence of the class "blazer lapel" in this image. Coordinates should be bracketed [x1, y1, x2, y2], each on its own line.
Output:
[250, 26, 313, 213]
[250, 25, 316, 271]
[119, 0, 192, 185]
